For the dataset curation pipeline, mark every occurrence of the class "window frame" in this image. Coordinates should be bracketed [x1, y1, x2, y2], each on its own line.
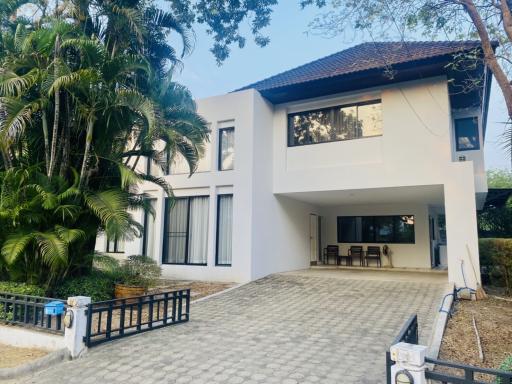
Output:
[218, 127, 235, 171]
[454, 116, 480, 152]
[337, 215, 415, 244]
[161, 195, 209, 266]
[106, 236, 124, 253]
[142, 198, 157, 258]
[287, 99, 382, 147]
[215, 194, 233, 267]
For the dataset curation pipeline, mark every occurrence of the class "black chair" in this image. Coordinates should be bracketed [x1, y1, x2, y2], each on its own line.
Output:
[365, 246, 382, 267]
[348, 246, 364, 266]
[323, 245, 339, 265]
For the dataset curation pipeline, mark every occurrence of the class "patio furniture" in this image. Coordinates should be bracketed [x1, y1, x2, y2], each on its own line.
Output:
[365, 246, 382, 267]
[323, 245, 340, 265]
[348, 246, 364, 266]
[338, 253, 353, 266]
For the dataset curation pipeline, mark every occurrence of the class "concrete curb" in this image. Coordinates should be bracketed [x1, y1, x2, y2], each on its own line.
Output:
[427, 282, 455, 359]
[0, 348, 70, 380]
[190, 282, 248, 304]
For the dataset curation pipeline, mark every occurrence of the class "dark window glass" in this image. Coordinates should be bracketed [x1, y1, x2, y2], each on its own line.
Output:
[394, 216, 415, 243]
[374, 216, 394, 242]
[455, 117, 479, 151]
[337, 215, 415, 244]
[288, 100, 382, 147]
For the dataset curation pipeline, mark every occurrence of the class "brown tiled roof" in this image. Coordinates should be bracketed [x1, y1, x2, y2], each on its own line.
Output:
[237, 41, 484, 92]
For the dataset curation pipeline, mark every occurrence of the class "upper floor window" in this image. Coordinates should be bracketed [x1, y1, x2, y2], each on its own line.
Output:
[454, 117, 480, 151]
[218, 127, 234, 171]
[288, 100, 382, 147]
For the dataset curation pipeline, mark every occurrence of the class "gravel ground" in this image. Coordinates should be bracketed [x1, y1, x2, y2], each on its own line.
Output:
[438, 294, 512, 380]
[0, 343, 48, 368]
[151, 280, 235, 301]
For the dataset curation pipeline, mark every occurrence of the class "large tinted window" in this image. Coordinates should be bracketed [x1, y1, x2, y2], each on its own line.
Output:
[337, 215, 415, 244]
[454, 117, 479, 151]
[288, 100, 382, 146]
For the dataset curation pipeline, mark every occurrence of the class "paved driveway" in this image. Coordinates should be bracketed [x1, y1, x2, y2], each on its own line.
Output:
[18, 271, 446, 384]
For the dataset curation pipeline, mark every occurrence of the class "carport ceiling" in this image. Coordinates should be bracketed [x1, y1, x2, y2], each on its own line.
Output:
[280, 185, 444, 206]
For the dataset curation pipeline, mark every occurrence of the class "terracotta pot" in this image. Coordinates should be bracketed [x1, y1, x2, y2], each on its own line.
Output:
[114, 283, 145, 300]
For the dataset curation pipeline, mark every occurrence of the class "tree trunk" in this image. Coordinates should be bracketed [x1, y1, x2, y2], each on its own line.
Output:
[48, 34, 61, 178]
[79, 117, 94, 189]
[59, 96, 71, 178]
[462, 1, 512, 121]
[42, 110, 50, 173]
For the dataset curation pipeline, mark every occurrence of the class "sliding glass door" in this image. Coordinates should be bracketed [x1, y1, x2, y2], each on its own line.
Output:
[162, 196, 209, 265]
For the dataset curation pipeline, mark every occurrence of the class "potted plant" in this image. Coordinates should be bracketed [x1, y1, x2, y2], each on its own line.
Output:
[114, 255, 161, 299]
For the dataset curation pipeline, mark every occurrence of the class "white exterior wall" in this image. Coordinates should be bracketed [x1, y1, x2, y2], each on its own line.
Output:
[96, 76, 485, 289]
[271, 76, 482, 289]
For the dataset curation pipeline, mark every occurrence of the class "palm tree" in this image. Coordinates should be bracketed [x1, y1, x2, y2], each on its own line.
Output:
[0, 1, 209, 287]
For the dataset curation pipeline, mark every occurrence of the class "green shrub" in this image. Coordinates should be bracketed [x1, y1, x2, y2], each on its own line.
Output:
[0, 281, 45, 296]
[117, 255, 161, 289]
[479, 238, 512, 293]
[496, 355, 512, 384]
[54, 271, 115, 302]
[0, 281, 46, 321]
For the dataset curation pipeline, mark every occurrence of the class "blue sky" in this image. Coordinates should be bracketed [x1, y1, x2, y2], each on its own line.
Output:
[174, 2, 511, 171]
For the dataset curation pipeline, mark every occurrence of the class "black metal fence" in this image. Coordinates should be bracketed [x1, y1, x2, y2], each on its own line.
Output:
[84, 289, 190, 347]
[386, 314, 512, 384]
[0, 292, 66, 333]
[425, 357, 512, 383]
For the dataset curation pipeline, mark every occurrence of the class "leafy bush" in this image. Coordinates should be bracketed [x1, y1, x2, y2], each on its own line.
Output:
[54, 271, 115, 302]
[479, 238, 512, 293]
[117, 255, 161, 289]
[0, 281, 45, 296]
[496, 355, 512, 384]
[0, 281, 46, 321]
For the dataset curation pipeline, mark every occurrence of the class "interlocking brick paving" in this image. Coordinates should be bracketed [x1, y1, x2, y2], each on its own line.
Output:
[17, 272, 445, 384]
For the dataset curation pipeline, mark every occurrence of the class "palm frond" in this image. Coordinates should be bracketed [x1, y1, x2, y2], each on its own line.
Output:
[35, 231, 68, 269]
[115, 89, 155, 131]
[54, 225, 86, 244]
[110, 5, 145, 43]
[0, 97, 39, 139]
[84, 189, 132, 238]
[0, 69, 38, 97]
[1, 232, 33, 264]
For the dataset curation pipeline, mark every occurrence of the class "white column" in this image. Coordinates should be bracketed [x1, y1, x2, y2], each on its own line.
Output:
[64, 296, 91, 358]
[390, 342, 428, 384]
[444, 166, 481, 290]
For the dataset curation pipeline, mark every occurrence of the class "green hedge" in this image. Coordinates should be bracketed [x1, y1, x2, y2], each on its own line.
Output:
[54, 271, 115, 302]
[479, 238, 512, 293]
[0, 281, 45, 296]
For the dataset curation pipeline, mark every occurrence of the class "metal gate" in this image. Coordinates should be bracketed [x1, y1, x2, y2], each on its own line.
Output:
[84, 289, 190, 347]
[386, 314, 512, 384]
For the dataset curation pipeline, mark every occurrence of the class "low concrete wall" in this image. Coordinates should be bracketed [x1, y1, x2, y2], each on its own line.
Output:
[0, 324, 65, 351]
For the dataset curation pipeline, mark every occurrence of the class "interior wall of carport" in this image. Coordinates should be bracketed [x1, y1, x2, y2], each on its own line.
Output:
[318, 203, 432, 269]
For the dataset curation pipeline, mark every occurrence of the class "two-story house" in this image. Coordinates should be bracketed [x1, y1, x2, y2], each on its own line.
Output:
[96, 41, 493, 290]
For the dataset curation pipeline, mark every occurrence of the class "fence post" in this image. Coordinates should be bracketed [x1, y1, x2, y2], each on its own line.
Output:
[389, 342, 428, 384]
[64, 296, 91, 358]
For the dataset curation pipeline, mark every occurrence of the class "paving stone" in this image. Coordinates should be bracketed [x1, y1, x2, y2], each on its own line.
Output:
[16, 273, 444, 384]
